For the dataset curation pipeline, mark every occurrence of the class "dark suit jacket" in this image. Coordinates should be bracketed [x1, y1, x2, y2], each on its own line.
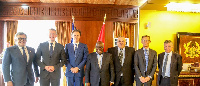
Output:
[36, 41, 66, 79]
[134, 48, 157, 86]
[108, 46, 135, 86]
[85, 52, 115, 86]
[65, 43, 89, 78]
[157, 52, 182, 86]
[2, 45, 39, 86]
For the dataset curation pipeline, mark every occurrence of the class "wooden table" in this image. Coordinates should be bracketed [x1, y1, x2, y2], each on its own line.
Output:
[178, 71, 200, 86]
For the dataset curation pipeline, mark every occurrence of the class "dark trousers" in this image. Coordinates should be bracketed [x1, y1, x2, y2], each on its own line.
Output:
[118, 76, 132, 86]
[24, 79, 34, 86]
[67, 76, 83, 86]
[40, 74, 60, 86]
[160, 77, 170, 86]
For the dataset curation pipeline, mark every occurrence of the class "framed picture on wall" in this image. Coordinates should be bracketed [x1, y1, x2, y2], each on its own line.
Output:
[177, 32, 200, 63]
[113, 38, 129, 47]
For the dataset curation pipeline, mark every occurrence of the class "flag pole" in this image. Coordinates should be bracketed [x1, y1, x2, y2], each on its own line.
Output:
[72, 15, 75, 24]
[104, 14, 106, 23]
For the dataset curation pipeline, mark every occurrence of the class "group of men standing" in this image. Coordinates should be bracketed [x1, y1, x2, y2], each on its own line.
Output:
[2, 28, 182, 86]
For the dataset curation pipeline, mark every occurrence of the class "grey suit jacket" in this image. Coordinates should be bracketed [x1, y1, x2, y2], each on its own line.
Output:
[85, 52, 115, 86]
[65, 43, 88, 78]
[36, 41, 66, 79]
[108, 46, 135, 86]
[134, 48, 157, 86]
[2, 45, 39, 86]
[157, 52, 182, 86]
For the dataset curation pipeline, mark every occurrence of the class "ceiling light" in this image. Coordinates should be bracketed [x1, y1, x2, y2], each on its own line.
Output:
[166, 2, 200, 13]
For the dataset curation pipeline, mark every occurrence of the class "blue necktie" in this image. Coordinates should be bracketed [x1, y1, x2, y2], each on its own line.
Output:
[50, 43, 53, 56]
[162, 54, 169, 77]
[75, 44, 78, 57]
[145, 49, 149, 71]
[22, 47, 27, 62]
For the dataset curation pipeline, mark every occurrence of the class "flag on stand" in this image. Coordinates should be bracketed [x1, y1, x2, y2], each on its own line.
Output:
[71, 22, 75, 43]
[94, 22, 105, 52]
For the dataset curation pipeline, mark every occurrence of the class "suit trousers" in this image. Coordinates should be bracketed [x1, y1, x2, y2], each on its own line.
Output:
[24, 79, 34, 86]
[67, 76, 83, 86]
[40, 73, 60, 86]
[160, 77, 170, 86]
[13, 79, 34, 86]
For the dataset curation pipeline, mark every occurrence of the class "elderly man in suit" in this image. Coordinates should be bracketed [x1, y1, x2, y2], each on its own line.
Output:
[108, 36, 135, 86]
[134, 35, 157, 86]
[36, 29, 66, 86]
[157, 40, 182, 86]
[2, 32, 39, 86]
[65, 29, 89, 86]
[85, 41, 115, 86]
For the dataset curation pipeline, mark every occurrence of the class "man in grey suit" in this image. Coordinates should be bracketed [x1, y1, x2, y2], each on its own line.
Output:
[157, 40, 182, 86]
[2, 32, 39, 86]
[134, 35, 157, 86]
[85, 41, 115, 86]
[108, 37, 135, 86]
[36, 29, 66, 86]
[65, 29, 89, 86]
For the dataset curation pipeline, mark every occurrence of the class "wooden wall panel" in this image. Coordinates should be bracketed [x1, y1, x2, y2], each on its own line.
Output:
[0, 21, 4, 54]
[74, 21, 113, 53]
[0, 3, 138, 22]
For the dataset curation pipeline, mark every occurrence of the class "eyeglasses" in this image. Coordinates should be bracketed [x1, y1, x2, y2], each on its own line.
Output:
[142, 40, 150, 42]
[18, 38, 27, 41]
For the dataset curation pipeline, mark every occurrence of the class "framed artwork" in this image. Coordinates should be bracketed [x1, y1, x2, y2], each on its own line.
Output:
[177, 32, 200, 63]
[113, 38, 129, 47]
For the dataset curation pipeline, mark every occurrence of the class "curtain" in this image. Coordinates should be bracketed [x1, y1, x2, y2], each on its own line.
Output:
[6, 21, 18, 46]
[55, 21, 72, 86]
[55, 21, 72, 46]
[113, 22, 135, 47]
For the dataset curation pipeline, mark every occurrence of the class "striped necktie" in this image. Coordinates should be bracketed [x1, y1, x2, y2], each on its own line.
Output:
[162, 54, 169, 77]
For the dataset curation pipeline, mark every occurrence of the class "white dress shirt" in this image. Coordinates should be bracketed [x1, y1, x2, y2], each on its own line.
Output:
[162, 51, 172, 77]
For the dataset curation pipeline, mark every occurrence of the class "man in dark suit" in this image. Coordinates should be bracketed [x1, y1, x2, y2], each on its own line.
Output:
[85, 41, 115, 86]
[157, 40, 182, 86]
[36, 29, 66, 86]
[134, 35, 157, 86]
[108, 37, 135, 86]
[2, 32, 39, 86]
[65, 29, 89, 86]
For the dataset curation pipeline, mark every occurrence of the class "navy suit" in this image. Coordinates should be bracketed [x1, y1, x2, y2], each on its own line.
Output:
[65, 43, 88, 86]
[2, 45, 39, 86]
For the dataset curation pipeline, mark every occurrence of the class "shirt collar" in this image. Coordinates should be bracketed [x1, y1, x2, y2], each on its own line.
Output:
[18, 46, 26, 49]
[48, 41, 56, 44]
[165, 51, 172, 56]
[96, 52, 103, 56]
[73, 42, 79, 45]
[143, 47, 149, 51]
[118, 47, 125, 51]
[49, 41, 56, 45]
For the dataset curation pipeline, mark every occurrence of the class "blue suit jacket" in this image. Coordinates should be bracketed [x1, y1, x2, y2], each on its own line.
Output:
[65, 43, 88, 78]
[2, 45, 39, 86]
